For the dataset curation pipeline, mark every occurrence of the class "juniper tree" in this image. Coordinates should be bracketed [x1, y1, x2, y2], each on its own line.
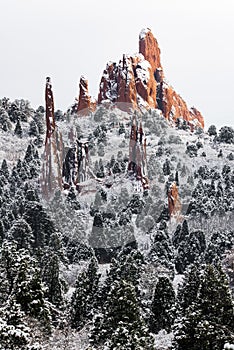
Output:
[90, 280, 154, 349]
[70, 257, 100, 329]
[14, 119, 23, 138]
[7, 218, 34, 251]
[150, 276, 176, 333]
[0, 159, 10, 180]
[177, 263, 201, 314]
[42, 252, 66, 309]
[148, 222, 174, 276]
[174, 264, 234, 350]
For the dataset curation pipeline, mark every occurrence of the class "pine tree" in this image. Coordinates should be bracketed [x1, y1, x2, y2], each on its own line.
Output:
[163, 158, 171, 176]
[7, 218, 34, 251]
[0, 241, 19, 300]
[14, 119, 23, 137]
[90, 280, 154, 349]
[150, 276, 176, 333]
[177, 263, 201, 314]
[29, 119, 39, 137]
[0, 159, 10, 180]
[148, 222, 174, 276]
[13, 254, 51, 333]
[174, 264, 234, 350]
[175, 229, 206, 274]
[42, 252, 66, 309]
[70, 257, 100, 329]
[23, 202, 56, 255]
[66, 186, 80, 210]
[0, 298, 31, 350]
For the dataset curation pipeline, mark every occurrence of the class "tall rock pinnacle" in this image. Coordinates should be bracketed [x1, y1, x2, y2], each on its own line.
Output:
[139, 28, 162, 74]
[77, 76, 96, 116]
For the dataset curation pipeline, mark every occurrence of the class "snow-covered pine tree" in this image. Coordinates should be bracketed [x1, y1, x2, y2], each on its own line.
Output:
[174, 264, 234, 350]
[150, 275, 175, 333]
[70, 256, 100, 329]
[90, 280, 154, 349]
[14, 119, 23, 138]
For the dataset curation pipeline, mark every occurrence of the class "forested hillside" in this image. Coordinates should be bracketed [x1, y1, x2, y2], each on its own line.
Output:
[0, 95, 233, 349]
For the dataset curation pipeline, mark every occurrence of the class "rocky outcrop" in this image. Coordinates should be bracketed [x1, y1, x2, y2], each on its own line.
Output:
[168, 182, 182, 218]
[45, 77, 56, 145]
[139, 28, 162, 74]
[97, 28, 204, 128]
[41, 78, 64, 198]
[128, 114, 149, 191]
[77, 76, 96, 115]
[98, 54, 157, 111]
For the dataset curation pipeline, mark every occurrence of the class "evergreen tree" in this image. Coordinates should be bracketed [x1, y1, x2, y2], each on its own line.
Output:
[14, 119, 23, 138]
[90, 280, 154, 349]
[0, 159, 10, 180]
[23, 202, 56, 251]
[29, 119, 39, 137]
[150, 276, 176, 333]
[207, 124, 217, 136]
[175, 229, 206, 274]
[66, 186, 80, 210]
[163, 158, 171, 176]
[42, 252, 66, 309]
[177, 263, 201, 314]
[70, 257, 100, 329]
[174, 264, 234, 350]
[13, 254, 51, 333]
[0, 298, 31, 350]
[0, 241, 19, 300]
[7, 218, 34, 251]
[148, 222, 174, 276]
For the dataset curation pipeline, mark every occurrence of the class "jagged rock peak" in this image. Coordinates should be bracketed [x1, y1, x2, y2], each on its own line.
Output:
[139, 28, 162, 75]
[97, 28, 204, 128]
[77, 76, 96, 115]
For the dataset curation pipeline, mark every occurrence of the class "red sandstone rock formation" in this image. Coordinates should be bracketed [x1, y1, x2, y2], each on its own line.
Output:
[97, 28, 204, 128]
[77, 76, 96, 115]
[168, 182, 182, 218]
[41, 78, 64, 198]
[128, 115, 149, 190]
[45, 77, 56, 145]
[139, 28, 162, 74]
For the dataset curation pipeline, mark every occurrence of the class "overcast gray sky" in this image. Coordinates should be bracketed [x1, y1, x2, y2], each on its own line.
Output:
[0, 0, 234, 129]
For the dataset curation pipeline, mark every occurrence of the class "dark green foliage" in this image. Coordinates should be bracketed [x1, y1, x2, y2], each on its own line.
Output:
[127, 193, 144, 214]
[7, 218, 34, 251]
[150, 276, 176, 333]
[42, 253, 66, 309]
[163, 158, 171, 176]
[218, 126, 234, 144]
[177, 263, 201, 314]
[90, 280, 154, 349]
[0, 298, 31, 350]
[174, 264, 234, 350]
[14, 119, 23, 138]
[207, 124, 217, 136]
[0, 159, 10, 180]
[148, 222, 174, 276]
[175, 229, 206, 274]
[172, 220, 189, 248]
[70, 257, 100, 329]
[29, 119, 39, 137]
[186, 143, 198, 157]
[23, 202, 57, 254]
[66, 186, 81, 210]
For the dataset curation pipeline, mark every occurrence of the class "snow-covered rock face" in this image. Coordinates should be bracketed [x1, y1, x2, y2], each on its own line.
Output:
[96, 29, 204, 129]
